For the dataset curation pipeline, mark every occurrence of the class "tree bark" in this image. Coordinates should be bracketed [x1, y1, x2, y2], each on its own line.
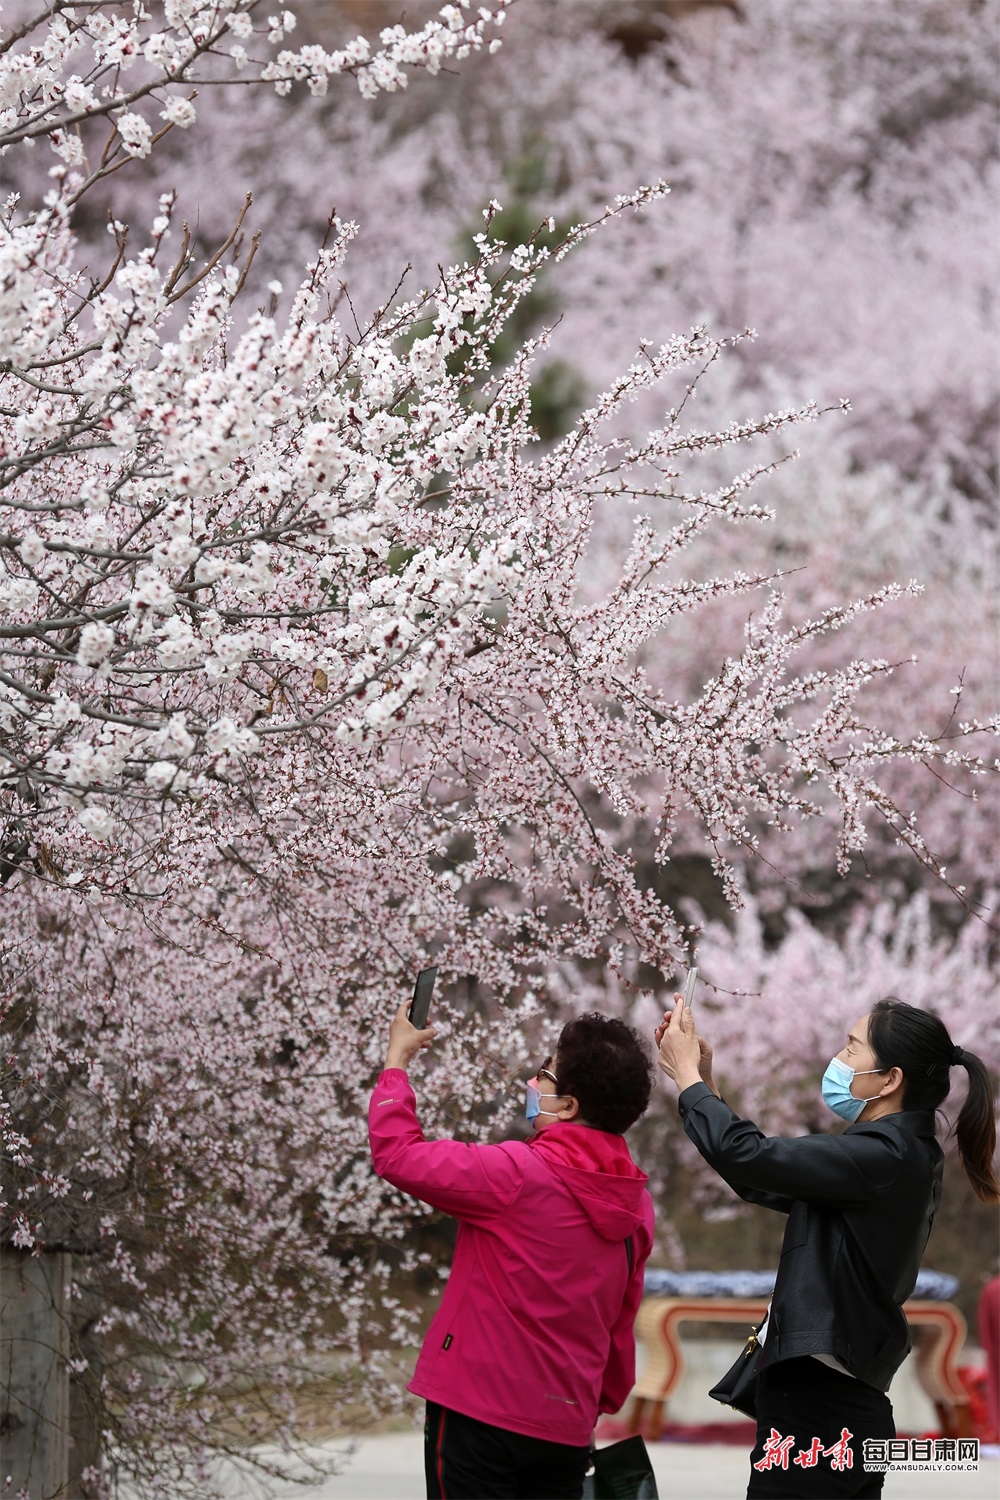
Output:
[0, 1249, 71, 1498]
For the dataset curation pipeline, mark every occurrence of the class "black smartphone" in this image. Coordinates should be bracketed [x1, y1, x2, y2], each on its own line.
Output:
[409, 966, 437, 1030]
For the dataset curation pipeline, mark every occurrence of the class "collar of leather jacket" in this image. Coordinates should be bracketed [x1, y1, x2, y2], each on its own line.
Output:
[843, 1108, 938, 1140]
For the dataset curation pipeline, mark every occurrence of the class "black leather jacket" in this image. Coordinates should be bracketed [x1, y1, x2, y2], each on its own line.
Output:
[678, 1082, 943, 1391]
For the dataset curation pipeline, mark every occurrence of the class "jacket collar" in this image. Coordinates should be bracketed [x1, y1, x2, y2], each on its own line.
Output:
[846, 1108, 937, 1139]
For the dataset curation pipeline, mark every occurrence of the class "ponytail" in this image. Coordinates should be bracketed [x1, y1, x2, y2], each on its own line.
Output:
[868, 997, 999, 1205]
[953, 1049, 1000, 1204]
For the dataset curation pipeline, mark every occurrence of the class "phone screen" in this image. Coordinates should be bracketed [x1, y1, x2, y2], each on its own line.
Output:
[409, 967, 437, 1029]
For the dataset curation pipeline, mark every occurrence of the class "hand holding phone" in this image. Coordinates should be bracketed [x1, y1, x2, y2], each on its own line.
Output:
[654, 967, 698, 1049]
[678, 967, 719, 1095]
[409, 966, 437, 1030]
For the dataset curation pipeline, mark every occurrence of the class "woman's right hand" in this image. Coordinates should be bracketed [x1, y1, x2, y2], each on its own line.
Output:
[385, 999, 435, 1072]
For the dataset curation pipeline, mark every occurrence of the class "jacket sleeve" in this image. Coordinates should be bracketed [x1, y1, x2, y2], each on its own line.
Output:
[718, 1177, 795, 1214]
[697, 1092, 795, 1213]
[678, 1082, 903, 1207]
[368, 1068, 524, 1224]
[598, 1196, 655, 1414]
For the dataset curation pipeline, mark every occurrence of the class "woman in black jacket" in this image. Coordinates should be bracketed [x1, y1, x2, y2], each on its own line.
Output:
[656, 995, 999, 1499]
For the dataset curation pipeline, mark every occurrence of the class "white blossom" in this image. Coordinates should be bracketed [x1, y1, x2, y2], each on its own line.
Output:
[77, 805, 115, 839]
[76, 622, 116, 667]
[116, 112, 153, 158]
[160, 96, 197, 129]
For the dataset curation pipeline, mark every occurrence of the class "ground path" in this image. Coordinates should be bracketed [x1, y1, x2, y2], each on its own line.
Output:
[173, 1432, 997, 1499]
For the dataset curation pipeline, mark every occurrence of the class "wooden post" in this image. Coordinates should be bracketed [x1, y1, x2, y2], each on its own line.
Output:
[0, 1248, 71, 1498]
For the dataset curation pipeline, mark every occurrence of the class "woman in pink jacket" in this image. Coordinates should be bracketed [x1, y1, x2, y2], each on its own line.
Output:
[368, 1003, 656, 1500]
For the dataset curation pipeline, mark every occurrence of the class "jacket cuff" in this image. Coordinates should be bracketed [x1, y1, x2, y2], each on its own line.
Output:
[378, 1067, 410, 1083]
[678, 1080, 717, 1117]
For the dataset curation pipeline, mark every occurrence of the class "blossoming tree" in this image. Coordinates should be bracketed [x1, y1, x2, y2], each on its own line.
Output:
[33, 0, 991, 893]
[1, 0, 997, 1493]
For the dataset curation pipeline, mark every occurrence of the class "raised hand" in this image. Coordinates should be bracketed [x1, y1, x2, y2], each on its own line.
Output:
[385, 999, 436, 1071]
[656, 996, 717, 1095]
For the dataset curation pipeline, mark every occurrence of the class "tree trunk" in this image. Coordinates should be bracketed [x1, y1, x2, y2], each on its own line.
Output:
[1, 1249, 71, 1498]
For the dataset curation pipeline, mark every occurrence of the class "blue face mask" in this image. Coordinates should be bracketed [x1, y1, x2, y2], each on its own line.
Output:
[525, 1083, 564, 1123]
[821, 1056, 884, 1123]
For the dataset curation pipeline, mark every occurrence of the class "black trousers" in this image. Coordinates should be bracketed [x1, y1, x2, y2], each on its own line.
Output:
[747, 1357, 894, 1498]
[423, 1400, 591, 1500]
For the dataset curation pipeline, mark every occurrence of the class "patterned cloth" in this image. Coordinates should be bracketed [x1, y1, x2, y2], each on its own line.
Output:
[642, 1268, 959, 1300]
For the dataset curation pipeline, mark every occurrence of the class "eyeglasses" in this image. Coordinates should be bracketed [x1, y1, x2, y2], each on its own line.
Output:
[538, 1056, 559, 1088]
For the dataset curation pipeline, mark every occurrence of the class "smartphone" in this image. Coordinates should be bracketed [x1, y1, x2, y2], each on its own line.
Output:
[409, 966, 438, 1030]
[683, 967, 699, 1006]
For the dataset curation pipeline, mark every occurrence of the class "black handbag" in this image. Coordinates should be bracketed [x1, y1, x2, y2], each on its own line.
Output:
[707, 1322, 763, 1420]
[582, 1434, 659, 1500]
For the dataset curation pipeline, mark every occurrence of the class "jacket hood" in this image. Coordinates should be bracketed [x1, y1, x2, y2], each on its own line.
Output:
[528, 1122, 649, 1241]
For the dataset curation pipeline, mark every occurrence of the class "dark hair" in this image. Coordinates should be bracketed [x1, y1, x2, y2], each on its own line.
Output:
[555, 1012, 653, 1135]
[868, 997, 999, 1204]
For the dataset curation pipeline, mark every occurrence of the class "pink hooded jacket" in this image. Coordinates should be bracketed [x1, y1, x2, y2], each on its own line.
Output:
[368, 1068, 654, 1446]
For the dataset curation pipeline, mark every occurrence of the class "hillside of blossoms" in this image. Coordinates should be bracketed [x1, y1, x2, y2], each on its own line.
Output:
[0, 0, 996, 1492]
